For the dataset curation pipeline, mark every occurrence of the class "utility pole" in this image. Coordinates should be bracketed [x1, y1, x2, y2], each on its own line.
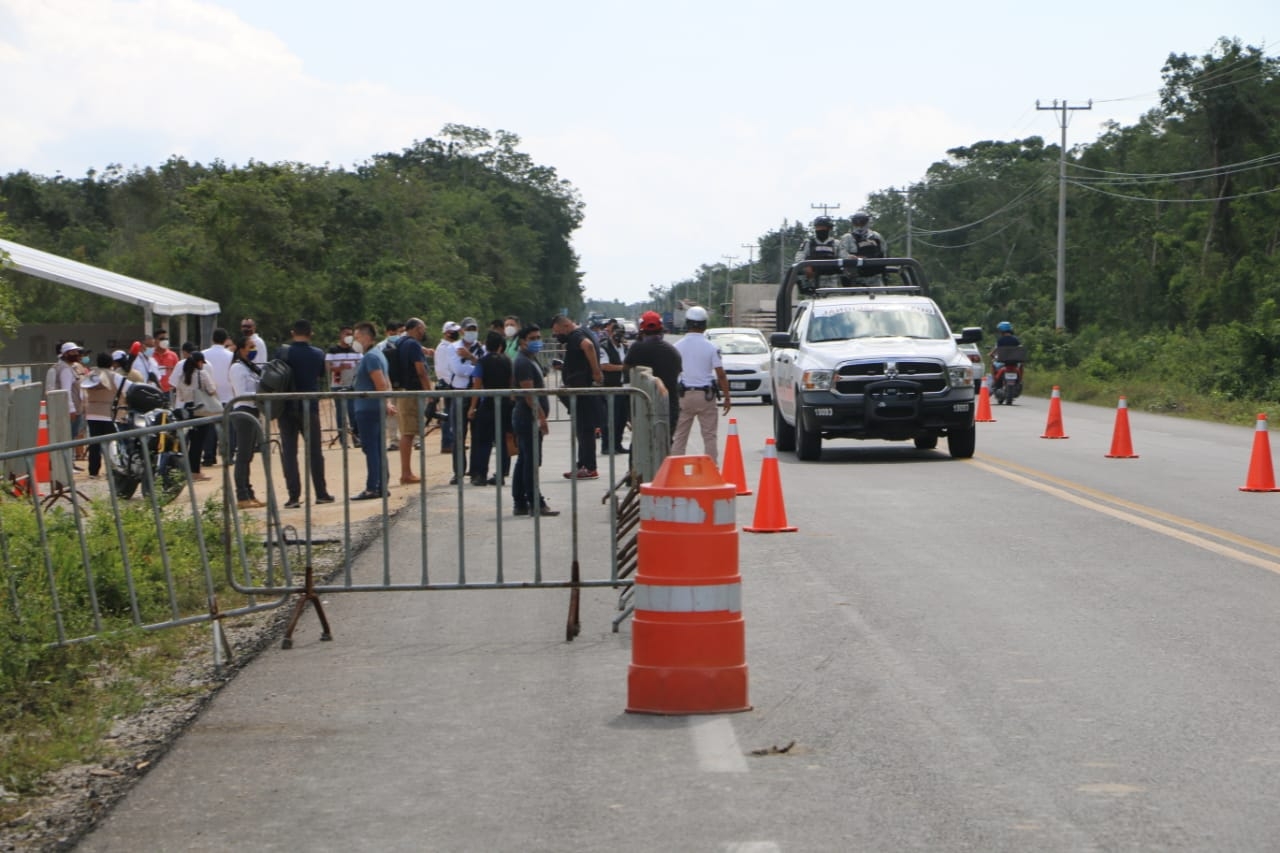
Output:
[780, 218, 788, 284]
[721, 254, 739, 322]
[886, 186, 914, 258]
[740, 242, 757, 284]
[809, 202, 841, 221]
[1037, 98, 1092, 331]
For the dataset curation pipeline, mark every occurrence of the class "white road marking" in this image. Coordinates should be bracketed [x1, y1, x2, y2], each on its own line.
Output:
[691, 715, 749, 773]
[724, 843, 782, 852]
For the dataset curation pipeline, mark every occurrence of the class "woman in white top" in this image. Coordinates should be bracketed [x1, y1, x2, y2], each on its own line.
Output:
[81, 351, 122, 478]
[173, 351, 217, 481]
[228, 336, 265, 508]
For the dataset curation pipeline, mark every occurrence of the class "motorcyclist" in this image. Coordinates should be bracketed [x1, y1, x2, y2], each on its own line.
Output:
[794, 216, 841, 291]
[839, 211, 887, 284]
[988, 321, 1023, 393]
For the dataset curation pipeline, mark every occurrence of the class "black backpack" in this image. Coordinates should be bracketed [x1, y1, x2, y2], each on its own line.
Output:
[258, 357, 295, 418]
[382, 338, 403, 389]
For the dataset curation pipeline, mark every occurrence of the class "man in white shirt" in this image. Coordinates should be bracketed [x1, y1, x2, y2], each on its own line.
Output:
[671, 306, 731, 463]
[200, 328, 235, 466]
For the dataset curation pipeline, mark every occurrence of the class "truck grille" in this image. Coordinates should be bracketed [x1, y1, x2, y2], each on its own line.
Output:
[834, 360, 947, 394]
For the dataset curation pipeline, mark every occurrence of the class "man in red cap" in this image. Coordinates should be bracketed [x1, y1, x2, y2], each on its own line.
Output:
[623, 311, 682, 436]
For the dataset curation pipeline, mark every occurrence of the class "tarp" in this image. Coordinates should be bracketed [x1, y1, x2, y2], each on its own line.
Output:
[0, 238, 220, 317]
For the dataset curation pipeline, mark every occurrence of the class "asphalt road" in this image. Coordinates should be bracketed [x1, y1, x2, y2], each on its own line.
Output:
[79, 394, 1280, 851]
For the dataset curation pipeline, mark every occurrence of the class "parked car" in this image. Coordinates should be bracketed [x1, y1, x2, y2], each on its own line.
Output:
[958, 342, 986, 389]
[706, 327, 772, 404]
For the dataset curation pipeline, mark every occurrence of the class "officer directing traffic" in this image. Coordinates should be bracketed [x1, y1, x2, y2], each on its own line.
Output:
[671, 306, 731, 464]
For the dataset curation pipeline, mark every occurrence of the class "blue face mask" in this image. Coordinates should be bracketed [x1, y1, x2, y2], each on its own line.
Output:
[247, 350, 257, 360]
[526, 340, 543, 354]
[144, 347, 155, 357]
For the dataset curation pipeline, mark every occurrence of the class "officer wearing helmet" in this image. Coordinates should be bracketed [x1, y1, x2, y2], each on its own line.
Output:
[794, 216, 841, 290]
[839, 211, 887, 284]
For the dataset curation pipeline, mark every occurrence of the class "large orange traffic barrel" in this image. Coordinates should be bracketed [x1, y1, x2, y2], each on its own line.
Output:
[627, 454, 750, 715]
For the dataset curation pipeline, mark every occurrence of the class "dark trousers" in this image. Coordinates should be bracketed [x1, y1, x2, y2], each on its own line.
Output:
[278, 406, 328, 501]
[511, 408, 544, 509]
[354, 409, 385, 494]
[449, 396, 471, 476]
[231, 408, 261, 500]
[469, 402, 512, 482]
[87, 419, 116, 477]
[571, 393, 600, 471]
[186, 423, 210, 474]
[600, 389, 629, 453]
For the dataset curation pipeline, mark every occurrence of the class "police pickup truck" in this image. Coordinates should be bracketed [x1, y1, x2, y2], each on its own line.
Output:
[769, 258, 983, 460]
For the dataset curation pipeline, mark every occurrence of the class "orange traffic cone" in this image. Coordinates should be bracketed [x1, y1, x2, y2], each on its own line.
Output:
[34, 400, 51, 494]
[720, 418, 751, 496]
[1105, 396, 1138, 458]
[627, 455, 749, 715]
[975, 378, 996, 423]
[1239, 413, 1280, 492]
[1041, 385, 1069, 439]
[744, 438, 797, 533]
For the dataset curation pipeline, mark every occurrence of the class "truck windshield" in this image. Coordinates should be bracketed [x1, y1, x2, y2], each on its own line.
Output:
[807, 307, 949, 342]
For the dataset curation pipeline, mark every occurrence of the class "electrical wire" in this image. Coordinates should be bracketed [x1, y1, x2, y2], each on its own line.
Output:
[1067, 151, 1280, 180]
[909, 177, 1056, 236]
[1066, 180, 1280, 203]
[911, 217, 1027, 250]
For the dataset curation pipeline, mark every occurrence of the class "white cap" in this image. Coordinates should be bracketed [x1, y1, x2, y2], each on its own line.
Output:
[111, 349, 127, 361]
[685, 306, 709, 323]
[442, 321, 461, 333]
[59, 342, 82, 355]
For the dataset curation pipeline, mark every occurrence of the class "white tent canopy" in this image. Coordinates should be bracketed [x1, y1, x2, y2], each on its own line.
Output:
[0, 238, 220, 335]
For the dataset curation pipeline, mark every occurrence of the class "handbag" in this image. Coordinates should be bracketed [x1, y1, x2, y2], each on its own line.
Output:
[194, 387, 224, 415]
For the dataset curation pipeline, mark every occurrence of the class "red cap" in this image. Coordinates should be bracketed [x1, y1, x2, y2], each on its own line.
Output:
[639, 311, 663, 332]
[129, 341, 143, 356]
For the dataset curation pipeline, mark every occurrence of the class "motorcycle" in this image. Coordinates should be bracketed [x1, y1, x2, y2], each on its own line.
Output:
[991, 345, 1027, 405]
[106, 382, 192, 500]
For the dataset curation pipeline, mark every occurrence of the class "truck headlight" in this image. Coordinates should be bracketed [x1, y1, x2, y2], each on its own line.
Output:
[802, 369, 833, 391]
[947, 366, 971, 389]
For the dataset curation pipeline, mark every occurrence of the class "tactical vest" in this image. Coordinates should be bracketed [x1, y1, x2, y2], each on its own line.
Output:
[805, 237, 838, 261]
[851, 230, 883, 259]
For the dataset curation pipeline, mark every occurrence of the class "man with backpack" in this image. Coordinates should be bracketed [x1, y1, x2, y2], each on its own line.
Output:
[393, 318, 433, 484]
[276, 319, 334, 508]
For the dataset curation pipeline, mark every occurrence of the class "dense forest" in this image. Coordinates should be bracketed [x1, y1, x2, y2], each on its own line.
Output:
[2, 38, 1277, 409]
[0, 124, 583, 344]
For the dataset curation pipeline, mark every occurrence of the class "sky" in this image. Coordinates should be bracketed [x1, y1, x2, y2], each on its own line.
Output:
[0, 0, 1274, 306]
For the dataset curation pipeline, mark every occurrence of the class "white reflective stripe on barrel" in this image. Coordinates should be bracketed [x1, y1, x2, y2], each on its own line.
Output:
[640, 494, 736, 526]
[634, 583, 741, 613]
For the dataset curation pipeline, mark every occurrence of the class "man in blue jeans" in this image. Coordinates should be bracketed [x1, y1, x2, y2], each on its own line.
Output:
[511, 325, 560, 518]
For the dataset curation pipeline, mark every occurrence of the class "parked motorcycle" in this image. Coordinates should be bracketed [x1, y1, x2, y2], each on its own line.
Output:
[106, 383, 191, 500]
[991, 345, 1026, 405]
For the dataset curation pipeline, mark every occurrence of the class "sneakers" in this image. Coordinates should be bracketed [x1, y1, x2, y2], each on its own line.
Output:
[283, 499, 302, 509]
[563, 467, 599, 480]
[236, 498, 265, 509]
[315, 494, 336, 504]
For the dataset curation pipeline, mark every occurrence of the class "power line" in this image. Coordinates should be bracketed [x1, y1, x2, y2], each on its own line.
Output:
[909, 177, 1055, 236]
[1066, 151, 1280, 182]
[1066, 181, 1280, 203]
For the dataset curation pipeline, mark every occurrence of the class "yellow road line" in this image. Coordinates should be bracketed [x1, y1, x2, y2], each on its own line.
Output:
[970, 454, 1280, 576]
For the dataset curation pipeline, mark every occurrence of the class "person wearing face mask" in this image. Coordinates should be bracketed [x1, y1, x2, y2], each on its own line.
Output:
[200, 329, 235, 467]
[839, 211, 887, 285]
[240, 318, 267, 366]
[381, 320, 406, 452]
[275, 319, 335, 508]
[326, 326, 360, 448]
[510, 324, 559, 518]
[502, 315, 522, 360]
[443, 318, 482, 484]
[597, 318, 629, 455]
[228, 336, 266, 508]
[49, 342, 88, 447]
[134, 334, 161, 386]
[795, 215, 842, 290]
[550, 314, 604, 480]
[153, 328, 179, 396]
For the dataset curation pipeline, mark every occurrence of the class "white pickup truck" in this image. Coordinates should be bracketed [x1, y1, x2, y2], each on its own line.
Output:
[769, 259, 983, 461]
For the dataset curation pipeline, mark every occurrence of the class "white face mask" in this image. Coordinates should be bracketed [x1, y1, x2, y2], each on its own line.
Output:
[504, 325, 518, 338]
[157, 339, 169, 350]
[352, 340, 365, 354]
[343, 335, 354, 346]
[463, 331, 478, 344]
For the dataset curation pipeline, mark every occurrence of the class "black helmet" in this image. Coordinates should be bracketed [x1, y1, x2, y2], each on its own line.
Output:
[851, 211, 870, 226]
[125, 383, 167, 413]
[813, 216, 833, 228]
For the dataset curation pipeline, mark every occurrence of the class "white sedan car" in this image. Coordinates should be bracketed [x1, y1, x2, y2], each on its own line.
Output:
[706, 327, 772, 404]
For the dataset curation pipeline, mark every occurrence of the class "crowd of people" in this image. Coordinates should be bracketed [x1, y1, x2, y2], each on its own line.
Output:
[43, 310, 719, 517]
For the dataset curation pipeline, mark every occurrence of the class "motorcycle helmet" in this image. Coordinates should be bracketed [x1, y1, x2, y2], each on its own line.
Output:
[997, 321, 1013, 332]
[813, 215, 833, 228]
[125, 383, 167, 413]
[851, 211, 871, 226]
